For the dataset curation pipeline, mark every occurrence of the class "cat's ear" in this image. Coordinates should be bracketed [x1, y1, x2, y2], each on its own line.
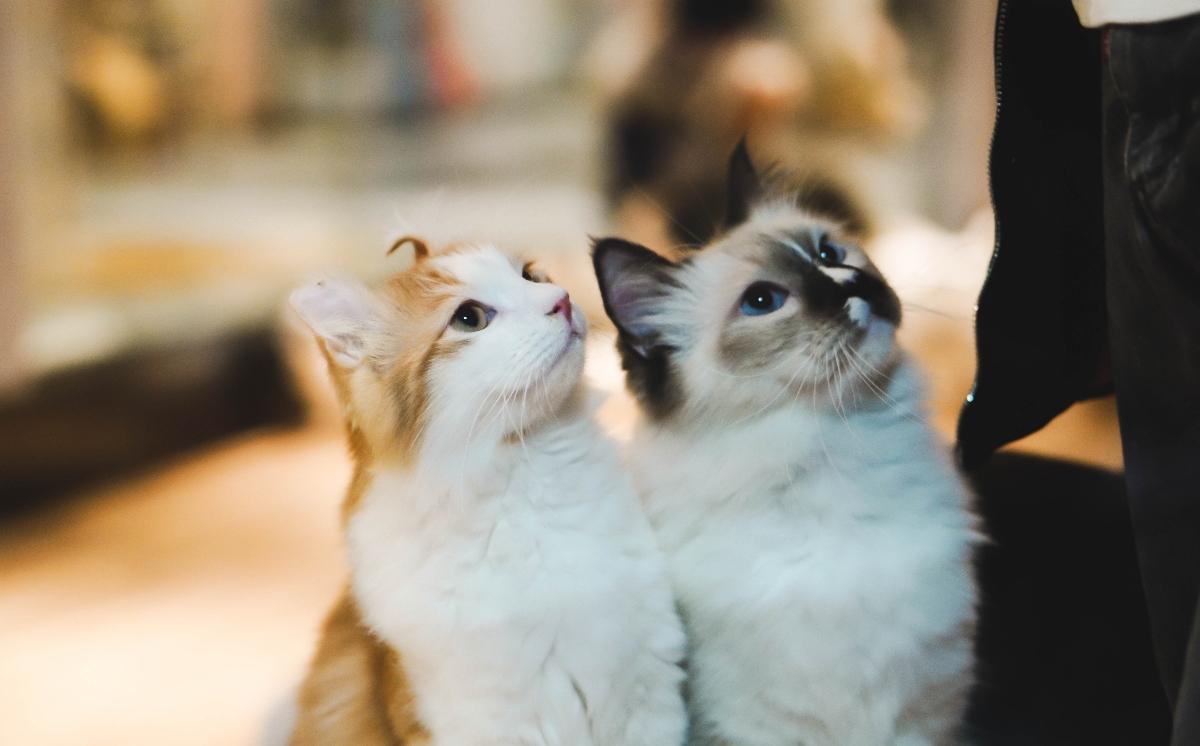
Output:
[387, 235, 429, 262]
[592, 237, 678, 357]
[725, 137, 763, 228]
[289, 277, 377, 368]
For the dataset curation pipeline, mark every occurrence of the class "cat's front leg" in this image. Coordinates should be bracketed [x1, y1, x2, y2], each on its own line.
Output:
[890, 713, 964, 746]
[613, 663, 688, 746]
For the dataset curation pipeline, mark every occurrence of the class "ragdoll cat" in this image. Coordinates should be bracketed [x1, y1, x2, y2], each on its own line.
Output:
[592, 145, 978, 746]
[287, 238, 688, 745]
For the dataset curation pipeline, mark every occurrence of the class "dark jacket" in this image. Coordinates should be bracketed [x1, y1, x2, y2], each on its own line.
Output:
[956, 0, 1110, 470]
[958, 1, 1200, 743]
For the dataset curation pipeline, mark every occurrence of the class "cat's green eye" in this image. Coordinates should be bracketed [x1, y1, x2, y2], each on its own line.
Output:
[450, 302, 493, 332]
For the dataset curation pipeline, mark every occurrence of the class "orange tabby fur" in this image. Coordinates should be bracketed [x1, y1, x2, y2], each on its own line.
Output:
[289, 245, 468, 745]
[290, 594, 429, 746]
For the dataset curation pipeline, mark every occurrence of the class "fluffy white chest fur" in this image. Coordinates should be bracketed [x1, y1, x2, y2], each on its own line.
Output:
[348, 413, 687, 746]
[630, 364, 978, 746]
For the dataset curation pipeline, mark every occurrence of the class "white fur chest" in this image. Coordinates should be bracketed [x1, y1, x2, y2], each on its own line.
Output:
[347, 430, 686, 746]
[632, 400, 978, 746]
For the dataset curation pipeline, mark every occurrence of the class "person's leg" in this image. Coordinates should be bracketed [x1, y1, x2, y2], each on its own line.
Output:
[1103, 15, 1200, 742]
[1177, 599, 1200, 740]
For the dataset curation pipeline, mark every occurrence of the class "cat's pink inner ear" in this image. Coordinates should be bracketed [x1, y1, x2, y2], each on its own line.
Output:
[595, 239, 674, 348]
[289, 278, 375, 368]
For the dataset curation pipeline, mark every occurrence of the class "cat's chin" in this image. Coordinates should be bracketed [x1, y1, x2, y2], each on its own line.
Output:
[824, 322, 899, 404]
[549, 329, 585, 370]
[791, 320, 898, 410]
[530, 334, 587, 417]
[853, 316, 897, 367]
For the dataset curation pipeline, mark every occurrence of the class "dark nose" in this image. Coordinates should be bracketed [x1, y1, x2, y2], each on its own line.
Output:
[549, 293, 572, 324]
[842, 272, 901, 325]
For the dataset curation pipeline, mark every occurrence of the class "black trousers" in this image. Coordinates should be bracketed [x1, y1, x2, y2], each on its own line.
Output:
[959, 2, 1200, 740]
[1103, 16, 1200, 744]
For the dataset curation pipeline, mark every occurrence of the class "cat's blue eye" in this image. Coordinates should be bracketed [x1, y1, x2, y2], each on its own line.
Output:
[817, 239, 847, 266]
[738, 282, 789, 316]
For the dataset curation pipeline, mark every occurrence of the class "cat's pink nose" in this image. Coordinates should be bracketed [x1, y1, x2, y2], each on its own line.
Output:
[549, 293, 572, 324]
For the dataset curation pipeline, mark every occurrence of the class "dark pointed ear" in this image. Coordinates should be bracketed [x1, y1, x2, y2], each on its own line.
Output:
[591, 237, 679, 357]
[725, 137, 763, 228]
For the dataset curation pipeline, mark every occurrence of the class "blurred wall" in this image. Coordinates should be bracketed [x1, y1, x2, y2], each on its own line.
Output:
[937, 0, 995, 226]
[0, 2, 35, 390]
[0, 0, 71, 392]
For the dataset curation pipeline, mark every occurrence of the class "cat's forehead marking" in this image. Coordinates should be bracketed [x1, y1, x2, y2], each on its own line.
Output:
[382, 259, 461, 314]
[779, 234, 817, 264]
[717, 226, 866, 286]
[433, 244, 518, 283]
[702, 233, 812, 284]
[430, 244, 560, 312]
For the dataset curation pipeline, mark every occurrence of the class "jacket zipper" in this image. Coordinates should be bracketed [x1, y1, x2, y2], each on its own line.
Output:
[960, 0, 1009, 418]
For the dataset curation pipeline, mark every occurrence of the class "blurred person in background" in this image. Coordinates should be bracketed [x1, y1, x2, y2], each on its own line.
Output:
[958, 0, 1200, 742]
[592, 0, 923, 249]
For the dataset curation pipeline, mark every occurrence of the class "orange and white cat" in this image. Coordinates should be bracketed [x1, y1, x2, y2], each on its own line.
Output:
[285, 239, 687, 745]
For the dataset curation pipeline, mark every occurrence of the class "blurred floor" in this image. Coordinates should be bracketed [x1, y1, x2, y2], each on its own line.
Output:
[0, 427, 347, 746]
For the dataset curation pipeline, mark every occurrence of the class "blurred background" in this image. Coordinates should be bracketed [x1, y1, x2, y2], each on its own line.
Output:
[0, 1, 1122, 743]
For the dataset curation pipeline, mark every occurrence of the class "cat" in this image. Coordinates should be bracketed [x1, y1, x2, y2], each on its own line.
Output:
[592, 144, 978, 745]
[286, 238, 688, 745]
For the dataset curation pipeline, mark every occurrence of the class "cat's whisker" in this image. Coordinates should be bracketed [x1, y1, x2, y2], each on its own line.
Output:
[833, 348, 872, 452]
[810, 376, 841, 476]
[843, 349, 900, 410]
[512, 366, 538, 462]
[464, 359, 523, 457]
[460, 342, 540, 491]
[831, 349, 853, 429]
[459, 381, 505, 489]
[692, 328, 828, 381]
[900, 300, 964, 320]
[845, 347, 904, 408]
[631, 186, 706, 246]
[844, 348, 927, 428]
[846, 344, 896, 385]
[501, 354, 535, 456]
[721, 326, 850, 426]
[725, 358, 808, 427]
